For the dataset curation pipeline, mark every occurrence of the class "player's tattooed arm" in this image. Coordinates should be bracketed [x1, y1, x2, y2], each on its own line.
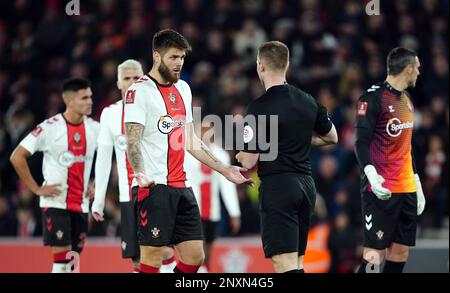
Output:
[186, 123, 225, 173]
[125, 122, 145, 173]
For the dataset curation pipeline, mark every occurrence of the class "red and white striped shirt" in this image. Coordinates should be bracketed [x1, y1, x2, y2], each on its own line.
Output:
[20, 114, 99, 213]
[123, 75, 193, 188]
[92, 100, 134, 218]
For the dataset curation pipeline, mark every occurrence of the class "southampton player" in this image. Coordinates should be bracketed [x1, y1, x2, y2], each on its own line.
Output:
[354, 47, 426, 273]
[186, 130, 241, 273]
[91, 59, 176, 273]
[10, 78, 99, 273]
[124, 29, 253, 273]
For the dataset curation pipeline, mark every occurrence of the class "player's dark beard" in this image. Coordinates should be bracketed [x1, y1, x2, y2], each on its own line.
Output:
[158, 61, 179, 83]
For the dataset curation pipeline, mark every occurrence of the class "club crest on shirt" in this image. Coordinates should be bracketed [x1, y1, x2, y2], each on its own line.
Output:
[74, 132, 81, 144]
[169, 92, 178, 105]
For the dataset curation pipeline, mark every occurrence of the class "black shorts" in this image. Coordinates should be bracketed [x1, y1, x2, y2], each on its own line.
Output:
[362, 192, 417, 249]
[42, 208, 87, 253]
[120, 201, 140, 259]
[202, 220, 219, 243]
[259, 173, 316, 258]
[133, 184, 203, 246]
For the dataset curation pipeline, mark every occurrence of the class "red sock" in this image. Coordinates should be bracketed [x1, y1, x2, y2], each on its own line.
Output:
[53, 251, 70, 264]
[162, 255, 175, 265]
[139, 263, 160, 273]
[174, 261, 200, 273]
[133, 267, 140, 273]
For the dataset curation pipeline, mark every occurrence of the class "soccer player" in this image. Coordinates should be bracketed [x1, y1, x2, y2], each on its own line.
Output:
[236, 41, 338, 273]
[124, 29, 253, 273]
[186, 132, 241, 273]
[354, 47, 426, 273]
[91, 59, 176, 273]
[10, 78, 99, 273]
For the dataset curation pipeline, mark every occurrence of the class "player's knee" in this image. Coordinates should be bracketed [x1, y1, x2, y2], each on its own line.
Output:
[271, 253, 298, 273]
[180, 249, 205, 266]
[388, 246, 409, 262]
[140, 246, 164, 267]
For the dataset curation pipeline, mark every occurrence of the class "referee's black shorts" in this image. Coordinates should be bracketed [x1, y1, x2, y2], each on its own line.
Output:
[259, 173, 316, 258]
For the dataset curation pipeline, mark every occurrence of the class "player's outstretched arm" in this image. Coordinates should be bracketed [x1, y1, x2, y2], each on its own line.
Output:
[9, 146, 60, 197]
[186, 123, 254, 186]
[92, 144, 114, 221]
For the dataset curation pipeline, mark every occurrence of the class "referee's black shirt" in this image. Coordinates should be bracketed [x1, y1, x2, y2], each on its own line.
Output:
[243, 83, 332, 178]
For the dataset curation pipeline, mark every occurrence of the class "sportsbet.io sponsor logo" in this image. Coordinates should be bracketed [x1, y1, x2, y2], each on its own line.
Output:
[157, 115, 185, 134]
[386, 118, 413, 137]
[58, 151, 91, 167]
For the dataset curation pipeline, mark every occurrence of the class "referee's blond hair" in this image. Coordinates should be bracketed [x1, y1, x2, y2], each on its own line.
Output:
[258, 41, 290, 72]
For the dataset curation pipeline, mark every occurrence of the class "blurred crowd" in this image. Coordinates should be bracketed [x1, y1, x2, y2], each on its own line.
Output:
[0, 0, 448, 272]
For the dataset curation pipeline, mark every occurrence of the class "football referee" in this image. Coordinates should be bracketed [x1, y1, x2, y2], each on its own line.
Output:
[236, 41, 338, 273]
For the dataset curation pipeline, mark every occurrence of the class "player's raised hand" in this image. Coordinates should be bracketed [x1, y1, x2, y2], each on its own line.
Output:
[35, 183, 61, 197]
[132, 172, 155, 188]
[222, 166, 255, 187]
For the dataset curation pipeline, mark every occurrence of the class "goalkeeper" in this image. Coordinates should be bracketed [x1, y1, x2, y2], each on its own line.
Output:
[354, 47, 426, 273]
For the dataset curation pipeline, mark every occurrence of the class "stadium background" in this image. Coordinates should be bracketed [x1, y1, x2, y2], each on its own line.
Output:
[0, 0, 448, 272]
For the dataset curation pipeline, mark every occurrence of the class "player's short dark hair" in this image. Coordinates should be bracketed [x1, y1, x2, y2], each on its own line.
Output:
[387, 47, 418, 76]
[258, 41, 289, 72]
[152, 29, 192, 55]
[62, 78, 91, 93]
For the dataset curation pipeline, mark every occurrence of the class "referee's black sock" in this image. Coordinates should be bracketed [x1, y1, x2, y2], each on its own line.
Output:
[383, 260, 406, 273]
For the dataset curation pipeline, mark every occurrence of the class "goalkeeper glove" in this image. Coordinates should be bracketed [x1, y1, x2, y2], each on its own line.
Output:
[364, 165, 392, 200]
[414, 174, 426, 215]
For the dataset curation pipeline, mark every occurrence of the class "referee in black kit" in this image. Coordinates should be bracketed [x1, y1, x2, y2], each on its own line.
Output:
[236, 41, 338, 273]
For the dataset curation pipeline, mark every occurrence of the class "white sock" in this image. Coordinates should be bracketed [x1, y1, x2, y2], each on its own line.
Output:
[160, 260, 177, 273]
[198, 265, 209, 273]
[51, 263, 69, 273]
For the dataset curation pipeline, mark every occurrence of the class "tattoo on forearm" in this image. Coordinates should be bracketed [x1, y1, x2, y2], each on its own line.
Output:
[125, 123, 144, 173]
